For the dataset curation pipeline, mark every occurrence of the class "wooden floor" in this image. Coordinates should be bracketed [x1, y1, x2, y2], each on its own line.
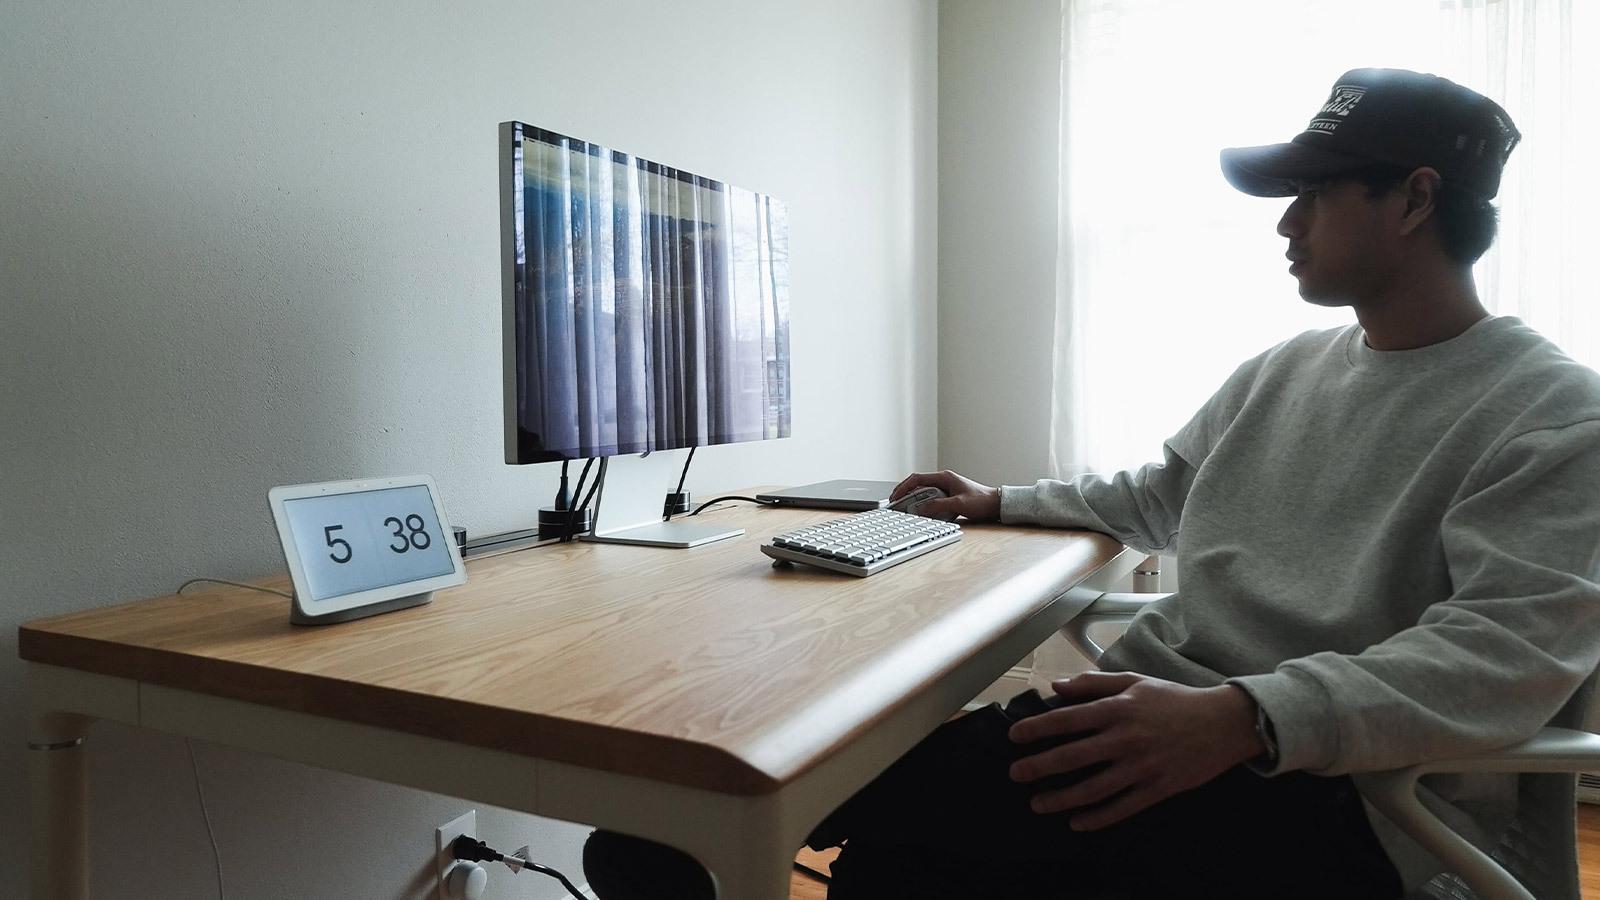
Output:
[789, 805, 1600, 899]
[1581, 803, 1600, 897]
[790, 847, 836, 900]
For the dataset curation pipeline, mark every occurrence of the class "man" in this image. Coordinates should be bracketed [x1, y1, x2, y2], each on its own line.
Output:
[587, 68, 1600, 900]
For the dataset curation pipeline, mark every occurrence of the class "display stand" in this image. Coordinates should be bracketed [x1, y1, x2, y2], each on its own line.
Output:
[582, 452, 743, 548]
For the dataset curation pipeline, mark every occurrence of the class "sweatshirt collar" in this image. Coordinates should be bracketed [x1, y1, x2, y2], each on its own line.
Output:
[1345, 315, 1518, 374]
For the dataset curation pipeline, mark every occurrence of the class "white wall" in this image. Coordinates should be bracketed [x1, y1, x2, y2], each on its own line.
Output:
[935, 1, 1177, 654]
[0, 2, 938, 896]
[936, 0, 1063, 486]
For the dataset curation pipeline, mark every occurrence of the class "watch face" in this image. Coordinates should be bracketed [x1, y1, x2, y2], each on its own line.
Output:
[280, 484, 456, 603]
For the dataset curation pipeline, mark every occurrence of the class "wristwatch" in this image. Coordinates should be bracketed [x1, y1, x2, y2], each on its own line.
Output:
[1256, 705, 1280, 763]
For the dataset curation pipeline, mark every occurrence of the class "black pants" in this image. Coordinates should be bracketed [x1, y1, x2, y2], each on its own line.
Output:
[584, 690, 1403, 900]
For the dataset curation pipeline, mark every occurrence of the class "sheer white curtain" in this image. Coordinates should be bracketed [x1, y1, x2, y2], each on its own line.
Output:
[1049, 0, 1600, 478]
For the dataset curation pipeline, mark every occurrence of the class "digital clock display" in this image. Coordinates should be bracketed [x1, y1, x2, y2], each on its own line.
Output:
[280, 484, 456, 602]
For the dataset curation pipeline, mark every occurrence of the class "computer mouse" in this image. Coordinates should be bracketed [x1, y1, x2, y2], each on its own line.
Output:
[889, 486, 956, 520]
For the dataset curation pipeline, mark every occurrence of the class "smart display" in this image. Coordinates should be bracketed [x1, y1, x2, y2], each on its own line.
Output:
[268, 475, 467, 624]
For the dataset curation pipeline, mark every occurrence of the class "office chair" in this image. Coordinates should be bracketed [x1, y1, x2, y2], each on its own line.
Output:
[1059, 591, 1600, 900]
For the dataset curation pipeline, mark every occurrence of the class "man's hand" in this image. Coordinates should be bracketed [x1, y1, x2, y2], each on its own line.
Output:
[890, 470, 1002, 522]
[1007, 672, 1268, 830]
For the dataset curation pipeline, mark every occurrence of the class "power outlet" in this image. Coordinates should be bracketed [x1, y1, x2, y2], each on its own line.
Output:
[436, 810, 476, 900]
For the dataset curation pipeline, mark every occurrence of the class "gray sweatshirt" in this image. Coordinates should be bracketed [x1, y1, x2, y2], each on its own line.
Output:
[999, 316, 1600, 889]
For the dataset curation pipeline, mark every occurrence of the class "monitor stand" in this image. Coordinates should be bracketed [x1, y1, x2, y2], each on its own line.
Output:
[582, 451, 744, 548]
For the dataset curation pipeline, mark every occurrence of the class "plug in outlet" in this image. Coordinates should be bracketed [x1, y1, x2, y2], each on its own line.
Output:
[436, 810, 476, 900]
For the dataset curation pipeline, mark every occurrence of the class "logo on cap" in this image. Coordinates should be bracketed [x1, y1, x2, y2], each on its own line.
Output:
[1307, 84, 1366, 134]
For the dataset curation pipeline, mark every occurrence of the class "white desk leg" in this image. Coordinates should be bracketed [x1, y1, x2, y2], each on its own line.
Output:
[29, 712, 92, 900]
[703, 833, 799, 900]
[707, 859, 795, 900]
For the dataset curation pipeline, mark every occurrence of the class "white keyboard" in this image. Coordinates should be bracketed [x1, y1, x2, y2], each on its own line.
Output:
[760, 508, 962, 577]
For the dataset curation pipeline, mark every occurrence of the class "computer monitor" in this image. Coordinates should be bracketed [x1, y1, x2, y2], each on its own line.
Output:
[499, 121, 791, 545]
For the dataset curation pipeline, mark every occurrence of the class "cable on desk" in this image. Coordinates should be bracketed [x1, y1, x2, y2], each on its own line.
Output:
[689, 495, 778, 516]
[178, 578, 292, 599]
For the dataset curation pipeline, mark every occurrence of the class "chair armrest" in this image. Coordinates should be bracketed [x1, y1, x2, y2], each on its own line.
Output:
[1353, 728, 1600, 900]
[1060, 592, 1171, 663]
[1398, 727, 1600, 774]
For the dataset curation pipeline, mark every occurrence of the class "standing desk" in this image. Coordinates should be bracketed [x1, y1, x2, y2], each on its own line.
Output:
[22, 495, 1139, 900]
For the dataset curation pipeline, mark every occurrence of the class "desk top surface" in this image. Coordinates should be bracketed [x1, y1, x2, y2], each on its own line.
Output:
[20, 493, 1125, 795]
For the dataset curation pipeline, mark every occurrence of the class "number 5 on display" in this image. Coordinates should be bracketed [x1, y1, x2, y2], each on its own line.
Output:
[325, 525, 353, 564]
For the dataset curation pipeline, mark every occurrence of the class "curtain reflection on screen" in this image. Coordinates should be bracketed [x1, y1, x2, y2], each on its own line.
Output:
[509, 123, 790, 461]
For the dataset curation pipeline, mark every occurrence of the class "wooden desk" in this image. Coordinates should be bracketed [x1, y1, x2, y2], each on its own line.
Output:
[22, 497, 1137, 900]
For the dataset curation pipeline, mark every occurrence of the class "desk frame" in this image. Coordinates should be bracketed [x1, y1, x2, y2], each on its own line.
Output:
[28, 535, 1138, 900]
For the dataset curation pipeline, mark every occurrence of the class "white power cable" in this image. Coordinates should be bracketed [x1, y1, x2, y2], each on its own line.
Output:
[178, 578, 291, 598]
[186, 739, 226, 899]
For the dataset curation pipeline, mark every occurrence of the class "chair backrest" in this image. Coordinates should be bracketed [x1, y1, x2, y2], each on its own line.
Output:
[1413, 771, 1577, 900]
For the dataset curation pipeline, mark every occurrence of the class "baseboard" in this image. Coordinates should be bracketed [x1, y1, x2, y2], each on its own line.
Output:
[1578, 773, 1600, 805]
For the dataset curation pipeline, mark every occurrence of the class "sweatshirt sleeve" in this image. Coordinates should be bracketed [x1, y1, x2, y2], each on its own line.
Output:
[997, 444, 1197, 555]
[1230, 420, 1600, 775]
[996, 345, 1271, 552]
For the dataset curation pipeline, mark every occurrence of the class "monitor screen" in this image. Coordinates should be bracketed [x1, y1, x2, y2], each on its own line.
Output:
[500, 121, 791, 463]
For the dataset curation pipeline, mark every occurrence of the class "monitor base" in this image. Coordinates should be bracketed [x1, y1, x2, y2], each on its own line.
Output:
[583, 520, 742, 549]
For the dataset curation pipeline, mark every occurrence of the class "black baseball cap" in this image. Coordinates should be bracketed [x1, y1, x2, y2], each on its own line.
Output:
[1220, 68, 1520, 200]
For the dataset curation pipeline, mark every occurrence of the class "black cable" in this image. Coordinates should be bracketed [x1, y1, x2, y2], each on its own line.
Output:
[523, 860, 587, 899]
[453, 831, 825, 896]
[674, 447, 695, 495]
[663, 447, 697, 522]
[567, 458, 595, 512]
[452, 836, 503, 861]
[794, 860, 832, 883]
[452, 835, 585, 899]
[555, 459, 571, 510]
[689, 494, 778, 516]
[563, 458, 595, 541]
[568, 463, 603, 538]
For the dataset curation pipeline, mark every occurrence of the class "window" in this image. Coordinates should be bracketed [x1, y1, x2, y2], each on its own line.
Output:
[1051, 0, 1600, 476]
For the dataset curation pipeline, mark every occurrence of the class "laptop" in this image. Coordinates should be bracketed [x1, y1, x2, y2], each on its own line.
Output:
[756, 480, 898, 511]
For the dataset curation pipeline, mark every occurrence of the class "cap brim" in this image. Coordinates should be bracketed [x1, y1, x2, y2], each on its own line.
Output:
[1220, 141, 1378, 197]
